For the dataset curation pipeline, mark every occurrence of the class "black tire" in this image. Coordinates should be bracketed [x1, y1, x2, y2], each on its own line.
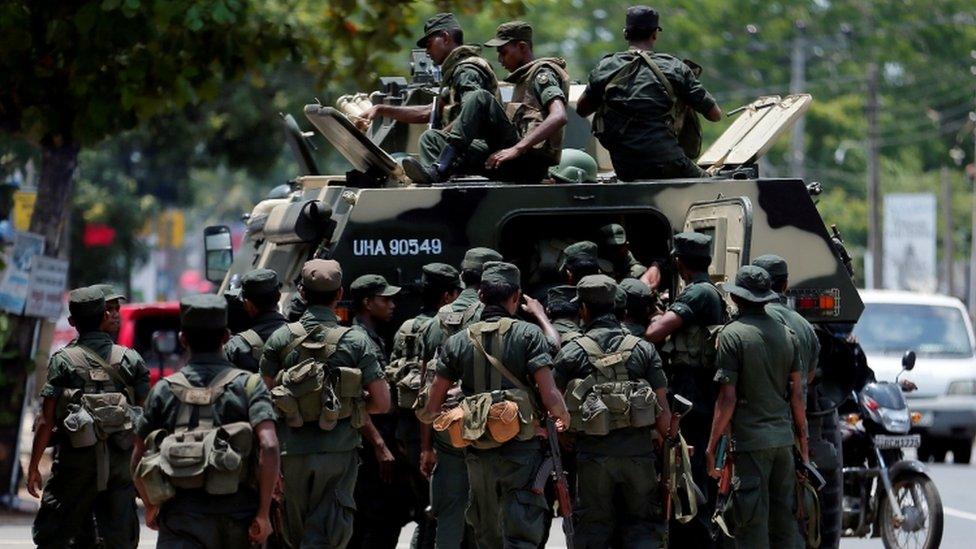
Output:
[952, 439, 972, 464]
[880, 474, 943, 549]
[917, 443, 932, 463]
[933, 445, 947, 463]
[817, 409, 843, 549]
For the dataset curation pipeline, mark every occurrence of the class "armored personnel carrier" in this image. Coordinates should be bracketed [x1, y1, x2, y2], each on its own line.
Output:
[204, 52, 861, 548]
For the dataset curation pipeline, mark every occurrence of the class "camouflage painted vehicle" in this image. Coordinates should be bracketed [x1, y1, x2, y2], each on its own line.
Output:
[205, 53, 860, 548]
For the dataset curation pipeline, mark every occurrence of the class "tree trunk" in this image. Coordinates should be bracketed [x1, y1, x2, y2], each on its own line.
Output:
[0, 137, 79, 497]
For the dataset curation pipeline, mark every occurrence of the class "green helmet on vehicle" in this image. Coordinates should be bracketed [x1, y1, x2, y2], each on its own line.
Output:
[548, 149, 598, 183]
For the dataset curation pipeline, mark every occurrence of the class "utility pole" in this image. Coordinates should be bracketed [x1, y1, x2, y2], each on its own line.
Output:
[969, 84, 976, 317]
[790, 21, 807, 180]
[942, 166, 954, 294]
[867, 63, 882, 289]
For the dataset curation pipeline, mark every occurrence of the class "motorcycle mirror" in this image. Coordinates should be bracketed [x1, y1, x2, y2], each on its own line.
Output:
[902, 350, 916, 371]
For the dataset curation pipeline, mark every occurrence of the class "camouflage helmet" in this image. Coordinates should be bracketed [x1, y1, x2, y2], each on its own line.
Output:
[548, 149, 598, 183]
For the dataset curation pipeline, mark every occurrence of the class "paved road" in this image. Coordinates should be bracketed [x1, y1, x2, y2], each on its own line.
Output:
[2, 463, 973, 547]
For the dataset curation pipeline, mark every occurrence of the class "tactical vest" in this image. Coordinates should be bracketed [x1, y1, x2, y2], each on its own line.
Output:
[662, 282, 730, 369]
[387, 317, 434, 410]
[505, 57, 570, 164]
[270, 322, 366, 431]
[439, 46, 500, 125]
[414, 301, 482, 423]
[563, 335, 658, 435]
[59, 345, 140, 491]
[136, 368, 258, 505]
[237, 329, 266, 361]
[432, 318, 539, 449]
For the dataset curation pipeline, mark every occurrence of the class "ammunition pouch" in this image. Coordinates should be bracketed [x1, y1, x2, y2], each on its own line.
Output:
[63, 392, 137, 449]
[434, 389, 538, 449]
[387, 357, 424, 410]
[63, 404, 97, 448]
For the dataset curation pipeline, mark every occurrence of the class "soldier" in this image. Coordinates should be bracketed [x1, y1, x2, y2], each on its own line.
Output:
[559, 241, 604, 284]
[553, 275, 671, 547]
[706, 266, 808, 548]
[29, 287, 148, 549]
[417, 247, 501, 549]
[546, 285, 581, 341]
[224, 286, 253, 335]
[132, 294, 279, 547]
[645, 232, 726, 546]
[223, 269, 287, 373]
[423, 261, 571, 549]
[597, 224, 647, 280]
[92, 283, 126, 338]
[392, 263, 462, 363]
[362, 13, 498, 184]
[260, 259, 392, 548]
[350, 274, 402, 368]
[576, 6, 722, 181]
[619, 278, 655, 337]
[545, 149, 598, 184]
[752, 255, 820, 388]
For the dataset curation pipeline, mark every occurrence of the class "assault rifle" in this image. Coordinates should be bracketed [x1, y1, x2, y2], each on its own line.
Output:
[662, 394, 694, 523]
[532, 416, 575, 549]
[712, 434, 734, 539]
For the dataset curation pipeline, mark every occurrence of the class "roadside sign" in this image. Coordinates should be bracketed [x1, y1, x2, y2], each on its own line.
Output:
[24, 256, 68, 320]
[883, 193, 937, 292]
[12, 190, 36, 231]
[0, 231, 45, 314]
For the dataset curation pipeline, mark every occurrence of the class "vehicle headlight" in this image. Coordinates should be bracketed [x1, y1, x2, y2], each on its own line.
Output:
[878, 407, 911, 433]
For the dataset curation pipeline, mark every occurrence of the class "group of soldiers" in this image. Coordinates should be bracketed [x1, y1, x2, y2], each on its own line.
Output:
[28, 225, 817, 549]
[363, 6, 722, 185]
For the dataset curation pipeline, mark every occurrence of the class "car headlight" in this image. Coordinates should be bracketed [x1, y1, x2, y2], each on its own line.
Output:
[879, 407, 911, 433]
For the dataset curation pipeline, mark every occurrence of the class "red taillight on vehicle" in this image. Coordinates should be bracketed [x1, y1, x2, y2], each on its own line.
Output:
[790, 289, 841, 317]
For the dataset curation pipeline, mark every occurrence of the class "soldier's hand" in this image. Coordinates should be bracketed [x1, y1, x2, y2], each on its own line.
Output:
[520, 294, 546, 320]
[361, 105, 383, 122]
[420, 449, 437, 479]
[145, 503, 160, 531]
[26, 466, 42, 498]
[486, 145, 524, 169]
[249, 513, 273, 545]
[375, 442, 396, 483]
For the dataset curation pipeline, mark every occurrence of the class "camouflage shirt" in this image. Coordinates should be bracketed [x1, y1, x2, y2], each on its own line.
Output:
[352, 316, 389, 369]
[553, 315, 666, 457]
[260, 305, 384, 455]
[42, 331, 149, 406]
[223, 310, 288, 373]
[713, 308, 799, 452]
[585, 49, 716, 164]
[420, 286, 481, 363]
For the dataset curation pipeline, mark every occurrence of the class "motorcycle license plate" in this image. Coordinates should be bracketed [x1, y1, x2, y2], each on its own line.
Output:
[873, 434, 921, 449]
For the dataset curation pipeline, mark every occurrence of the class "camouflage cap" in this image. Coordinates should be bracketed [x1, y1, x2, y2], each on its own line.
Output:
[481, 261, 521, 287]
[417, 12, 462, 47]
[752, 254, 789, 281]
[350, 274, 402, 297]
[484, 20, 533, 47]
[671, 232, 712, 258]
[241, 268, 280, 298]
[546, 285, 577, 308]
[69, 287, 106, 318]
[301, 259, 342, 292]
[626, 5, 661, 31]
[573, 274, 618, 306]
[723, 265, 777, 303]
[599, 223, 628, 247]
[92, 283, 126, 303]
[422, 262, 462, 289]
[461, 247, 503, 272]
[180, 294, 228, 330]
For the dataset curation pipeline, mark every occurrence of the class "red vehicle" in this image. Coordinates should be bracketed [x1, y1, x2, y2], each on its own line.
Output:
[117, 302, 183, 386]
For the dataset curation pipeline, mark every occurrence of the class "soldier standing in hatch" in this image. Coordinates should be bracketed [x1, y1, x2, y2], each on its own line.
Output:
[132, 294, 280, 548]
[260, 259, 392, 548]
[29, 287, 149, 549]
[706, 266, 808, 548]
[416, 247, 502, 549]
[645, 232, 725, 547]
[597, 224, 665, 290]
[423, 261, 571, 549]
[576, 6, 722, 181]
[362, 13, 498, 183]
[224, 269, 288, 373]
[752, 255, 820, 389]
[554, 275, 672, 548]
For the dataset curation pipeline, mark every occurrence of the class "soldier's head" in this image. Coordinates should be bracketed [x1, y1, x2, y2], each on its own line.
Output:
[421, 263, 463, 311]
[560, 241, 601, 284]
[478, 261, 522, 314]
[240, 269, 282, 317]
[671, 232, 712, 280]
[460, 247, 503, 288]
[418, 13, 464, 65]
[598, 223, 631, 262]
[485, 21, 534, 72]
[299, 259, 344, 308]
[223, 287, 251, 334]
[179, 294, 230, 353]
[623, 6, 662, 45]
[546, 285, 579, 321]
[67, 286, 109, 335]
[574, 275, 617, 324]
[751, 255, 789, 294]
[350, 274, 401, 323]
[725, 265, 778, 311]
[619, 277, 654, 324]
[91, 283, 126, 335]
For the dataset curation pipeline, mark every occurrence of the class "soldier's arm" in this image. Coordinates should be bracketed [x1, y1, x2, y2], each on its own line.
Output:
[349, 335, 391, 414]
[645, 310, 683, 343]
[707, 331, 739, 476]
[362, 103, 432, 124]
[26, 396, 56, 498]
[252, 420, 279, 544]
[675, 61, 721, 122]
[126, 350, 151, 406]
[788, 337, 809, 461]
[258, 327, 288, 388]
[521, 294, 561, 351]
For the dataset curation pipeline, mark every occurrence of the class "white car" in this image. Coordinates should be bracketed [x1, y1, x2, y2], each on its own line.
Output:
[854, 290, 976, 464]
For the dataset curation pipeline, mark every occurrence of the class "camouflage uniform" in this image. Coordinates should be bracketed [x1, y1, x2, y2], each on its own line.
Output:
[33, 287, 148, 549]
[223, 269, 287, 373]
[598, 224, 647, 280]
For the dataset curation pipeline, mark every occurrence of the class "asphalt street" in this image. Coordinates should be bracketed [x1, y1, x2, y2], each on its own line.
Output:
[1, 462, 973, 547]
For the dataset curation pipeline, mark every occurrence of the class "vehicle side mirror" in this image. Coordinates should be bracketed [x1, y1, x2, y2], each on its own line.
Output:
[902, 350, 916, 371]
[204, 225, 233, 283]
[152, 331, 177, 355]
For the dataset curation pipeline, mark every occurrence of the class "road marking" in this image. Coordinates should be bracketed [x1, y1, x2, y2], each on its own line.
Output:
[945, 507, 976, 522]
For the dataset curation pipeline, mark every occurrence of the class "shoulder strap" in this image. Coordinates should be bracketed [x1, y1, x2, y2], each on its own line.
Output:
[239, 329, 265, 360]
[109, 345, 125, 367]
[168, 368, 246, 431]
[280, 322, 311, 363]
[69, 345, 136, 404]
[323, 325, 351, 347]
[635, 50, 676, 103]
[467, 320, 530, 393]
[616, 334, 642, 354]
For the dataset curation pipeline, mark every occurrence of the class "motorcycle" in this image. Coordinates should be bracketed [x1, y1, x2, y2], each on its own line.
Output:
[840, 350, 944, 548]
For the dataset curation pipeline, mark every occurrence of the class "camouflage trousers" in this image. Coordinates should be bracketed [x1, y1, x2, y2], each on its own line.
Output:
[281, 450, 359, 548]
[732, 446, 801, 549]
[612, 154, 707, 182]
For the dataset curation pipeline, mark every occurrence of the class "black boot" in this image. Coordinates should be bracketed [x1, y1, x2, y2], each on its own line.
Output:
[403, 145, 458, 185]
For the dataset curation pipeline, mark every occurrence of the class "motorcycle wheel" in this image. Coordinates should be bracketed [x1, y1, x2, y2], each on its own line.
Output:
[879, 473, 944, 549]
